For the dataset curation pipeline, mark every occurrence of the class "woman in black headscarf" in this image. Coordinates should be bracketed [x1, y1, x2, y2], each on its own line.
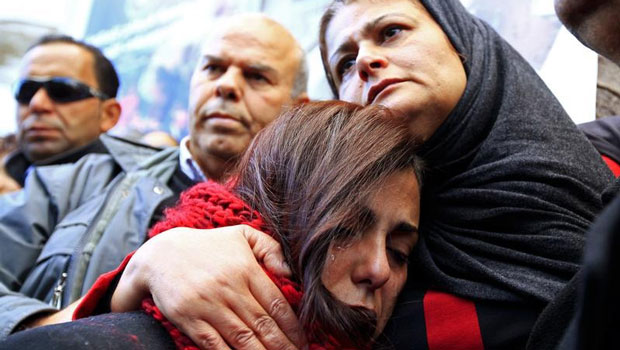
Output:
[319, 0, 613, 348]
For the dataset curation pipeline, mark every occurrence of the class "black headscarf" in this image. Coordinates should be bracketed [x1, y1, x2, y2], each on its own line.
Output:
[412, 0, 614, 305]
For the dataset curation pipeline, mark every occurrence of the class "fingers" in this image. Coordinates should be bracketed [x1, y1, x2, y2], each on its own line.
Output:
[168, 314, 234, 350]
[193, 251, 301, 350]
[183, 313, 269, 350]
[242, 225, 291, 277]
[168, 313, 234, 350]
[240, 225, 307, 347]
[240, 270, 305, 349]
[136, 226, 304, 350]
[155, 276, 296, 350]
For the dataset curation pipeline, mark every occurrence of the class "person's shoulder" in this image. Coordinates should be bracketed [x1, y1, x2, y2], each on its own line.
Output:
[101, 134, 161, 155]
[578, 116, 620, 137]
[578, 116, 620, 166]
[100, 134, 177, 171]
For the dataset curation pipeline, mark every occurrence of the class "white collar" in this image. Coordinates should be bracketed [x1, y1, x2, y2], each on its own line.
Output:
[179, 136, 206, 182]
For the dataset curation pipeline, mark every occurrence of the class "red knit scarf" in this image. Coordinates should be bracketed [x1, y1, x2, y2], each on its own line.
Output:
[141, 181, 358, 350]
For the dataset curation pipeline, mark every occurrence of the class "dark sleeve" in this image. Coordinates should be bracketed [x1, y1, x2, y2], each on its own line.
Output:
[556, 192, 620, 350]
[579, 116, 620, 164]
[0, 311, 175, 350]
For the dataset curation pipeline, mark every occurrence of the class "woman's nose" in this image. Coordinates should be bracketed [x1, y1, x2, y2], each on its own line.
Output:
[350, 236, 391, 291]
[356, 45, 388, 82]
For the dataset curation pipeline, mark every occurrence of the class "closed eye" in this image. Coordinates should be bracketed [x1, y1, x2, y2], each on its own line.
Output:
[386, 223, 418, 267]
[387, 247, 409, 267]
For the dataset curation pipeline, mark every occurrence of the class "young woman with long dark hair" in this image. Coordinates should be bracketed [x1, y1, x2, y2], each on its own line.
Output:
[1, 100, 423, 350]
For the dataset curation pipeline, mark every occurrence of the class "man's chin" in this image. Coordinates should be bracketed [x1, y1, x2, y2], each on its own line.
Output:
[23, 142, 69, 163]
[204, 143, 246, 162]
[201, 136, 249, 159]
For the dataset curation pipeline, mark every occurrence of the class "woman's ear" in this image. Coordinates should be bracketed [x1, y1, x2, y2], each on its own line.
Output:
[99, 99, 122, 132]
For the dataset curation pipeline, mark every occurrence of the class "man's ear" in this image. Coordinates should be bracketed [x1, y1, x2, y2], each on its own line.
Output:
[293, 92, 310, 105]
[99, 99, 122, 132]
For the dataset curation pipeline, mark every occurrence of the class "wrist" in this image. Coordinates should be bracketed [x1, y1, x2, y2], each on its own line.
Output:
[13, 312, 55, 333]
[110, 257, 150, 312]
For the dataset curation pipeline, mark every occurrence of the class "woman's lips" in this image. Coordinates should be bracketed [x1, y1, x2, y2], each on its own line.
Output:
[366, 78, 408, 105]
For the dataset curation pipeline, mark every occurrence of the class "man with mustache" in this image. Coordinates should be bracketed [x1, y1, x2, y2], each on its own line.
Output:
[0, 14, 308, 338]
[5, 34, 122, 188]
[181, 14, 307, 183]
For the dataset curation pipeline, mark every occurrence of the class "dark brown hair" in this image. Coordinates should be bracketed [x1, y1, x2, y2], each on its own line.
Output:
[319, 1, 347, 98]
[28, 34, 120, 98]
[233, 100, 421, 346]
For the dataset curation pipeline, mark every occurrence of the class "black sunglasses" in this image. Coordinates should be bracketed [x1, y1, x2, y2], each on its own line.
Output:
[13, 76, 110, 104]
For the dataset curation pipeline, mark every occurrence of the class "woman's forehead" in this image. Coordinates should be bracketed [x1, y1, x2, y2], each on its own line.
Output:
[325, 0, 433, 51]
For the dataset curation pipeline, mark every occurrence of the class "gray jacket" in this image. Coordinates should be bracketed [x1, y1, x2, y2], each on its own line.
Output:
[0, 135, 179, 338]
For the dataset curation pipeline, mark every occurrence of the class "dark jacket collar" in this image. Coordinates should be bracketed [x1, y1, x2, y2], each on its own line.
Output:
[5, 138, 109, 186]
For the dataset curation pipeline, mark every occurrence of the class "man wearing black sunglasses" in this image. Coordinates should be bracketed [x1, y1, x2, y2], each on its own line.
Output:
[4, 34, 121, 187]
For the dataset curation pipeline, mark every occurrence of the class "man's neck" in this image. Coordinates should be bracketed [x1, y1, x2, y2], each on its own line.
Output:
[184, 139, 235, 183]
[195, 154, 234, 183]
[31, 138, 108, 166]
[6, 137, 107, 186]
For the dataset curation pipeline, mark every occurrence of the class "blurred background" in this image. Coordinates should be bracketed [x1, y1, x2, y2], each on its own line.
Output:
[1, 0, 618, 139]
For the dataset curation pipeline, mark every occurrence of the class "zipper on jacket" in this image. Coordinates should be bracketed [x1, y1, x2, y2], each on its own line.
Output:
[50, 272, 67, 309]
[66, 147, 178, 302]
